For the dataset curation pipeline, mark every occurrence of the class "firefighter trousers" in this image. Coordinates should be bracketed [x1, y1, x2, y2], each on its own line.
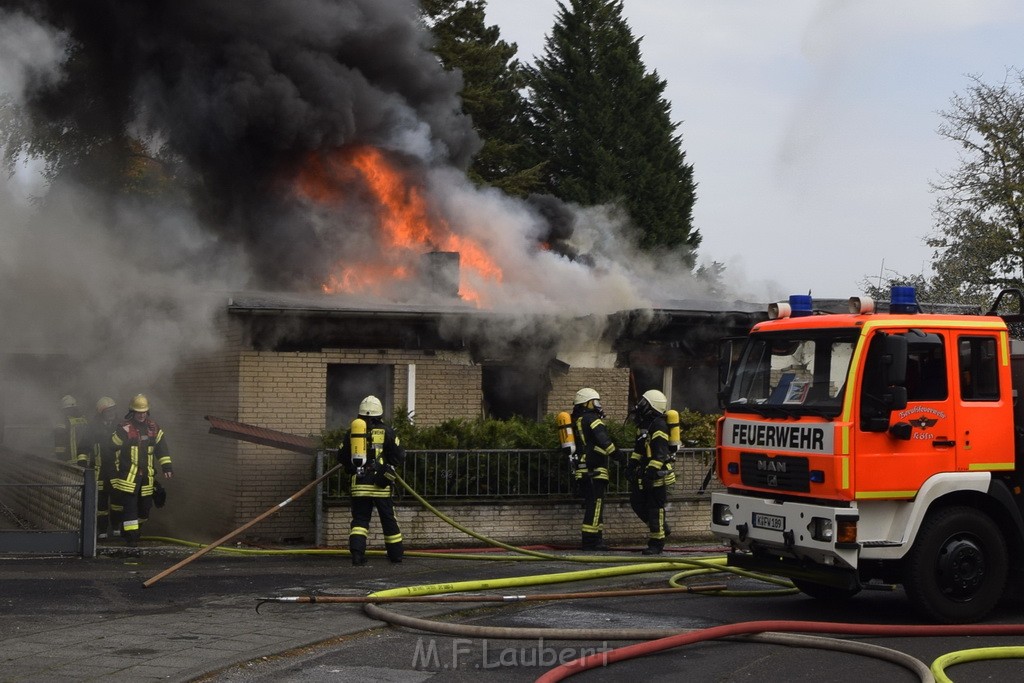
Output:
[112, 488, 153, 546]
[629, 484, 669, 549]
[349, 495, 403, 564]
[579, 477, 607, 547]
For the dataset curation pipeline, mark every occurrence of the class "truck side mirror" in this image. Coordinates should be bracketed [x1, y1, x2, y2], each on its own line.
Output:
[883, 334, 908, 386]
[886, 385, 908, 411]
[889, 421, 913, 440]
[718, 338, 736, 390]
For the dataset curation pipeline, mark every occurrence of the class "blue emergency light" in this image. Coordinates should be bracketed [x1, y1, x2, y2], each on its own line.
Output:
[890, 286, 919, 314]
[789, 294, 814, 317]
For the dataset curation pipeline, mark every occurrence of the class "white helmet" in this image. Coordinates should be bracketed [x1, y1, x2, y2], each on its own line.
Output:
[358, 395, 384, 417]
[95, 396, 116, 414]
[574, 388, 600, 406]
[61, 395, 78, 410]
[640, 389, 668, 414]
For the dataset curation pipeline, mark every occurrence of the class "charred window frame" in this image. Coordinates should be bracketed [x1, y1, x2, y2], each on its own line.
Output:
[326, 364, 392, 430]
[482, 365, 547, 421]
[958, 336, 1000, 401]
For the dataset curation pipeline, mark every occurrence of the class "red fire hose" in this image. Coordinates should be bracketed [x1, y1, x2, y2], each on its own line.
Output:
[535, 620, 1024, 682]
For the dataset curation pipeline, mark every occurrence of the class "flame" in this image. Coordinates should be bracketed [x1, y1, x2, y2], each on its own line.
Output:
[293, 145, 502, 304]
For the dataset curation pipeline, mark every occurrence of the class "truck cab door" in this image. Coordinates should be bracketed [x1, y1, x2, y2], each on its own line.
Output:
[854, 329, 957, 497]
[953, 333, 1014, 471]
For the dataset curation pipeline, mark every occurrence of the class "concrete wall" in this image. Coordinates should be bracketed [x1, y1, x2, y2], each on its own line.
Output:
[325, 496, 715, 549]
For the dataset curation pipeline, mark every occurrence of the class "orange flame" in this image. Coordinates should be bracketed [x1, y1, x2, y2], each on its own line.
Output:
[293, 145, 502, 304]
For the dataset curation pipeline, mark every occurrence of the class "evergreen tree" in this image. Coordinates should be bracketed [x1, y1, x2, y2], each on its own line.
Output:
[421, 0, 543, 196]
[525, 0, 699, 261]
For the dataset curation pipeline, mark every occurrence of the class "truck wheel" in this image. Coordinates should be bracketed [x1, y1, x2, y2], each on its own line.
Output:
[791, 579, 861, 602]
[903, 506, 1007, 623]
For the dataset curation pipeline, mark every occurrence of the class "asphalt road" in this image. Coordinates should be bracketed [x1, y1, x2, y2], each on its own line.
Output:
[197, 557, 1024, 683]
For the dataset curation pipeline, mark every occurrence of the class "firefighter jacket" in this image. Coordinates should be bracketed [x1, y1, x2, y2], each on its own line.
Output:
[571, 405, 617, 482]
[340, 418, 405, 498]
[630, 414, 676, 489]
[54, 415, 89, 465]
[110, 417, 172, 496]
[78, 418, 119, 487]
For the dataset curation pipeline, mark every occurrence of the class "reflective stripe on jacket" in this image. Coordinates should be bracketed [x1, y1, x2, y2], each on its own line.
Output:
[110, 418, 172, 495]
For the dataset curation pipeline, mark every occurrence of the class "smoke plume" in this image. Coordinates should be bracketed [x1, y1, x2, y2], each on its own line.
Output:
[0, 0, 716, 427]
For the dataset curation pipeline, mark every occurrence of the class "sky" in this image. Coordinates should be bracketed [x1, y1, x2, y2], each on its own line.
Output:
[487, 0, 1024, 300]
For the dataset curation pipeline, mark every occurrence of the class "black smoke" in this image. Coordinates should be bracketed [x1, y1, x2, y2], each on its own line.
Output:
[10, 0, 480, 288]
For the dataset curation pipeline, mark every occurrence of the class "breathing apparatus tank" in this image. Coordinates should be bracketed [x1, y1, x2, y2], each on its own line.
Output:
[556, 411, 575, 455]
[349, 417, 368, 469]
[556, 410, 581, 471]
[666, 409, 681, 454]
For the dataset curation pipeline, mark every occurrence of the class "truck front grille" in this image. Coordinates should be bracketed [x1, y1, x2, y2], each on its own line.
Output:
[739, 452, 810, 492]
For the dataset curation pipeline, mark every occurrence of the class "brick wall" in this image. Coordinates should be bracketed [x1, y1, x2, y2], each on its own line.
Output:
[165, 326, 641, 544]
[548, 368, 630, 422]
[325, 496, 714, 549]
[223, 347, 481, 541]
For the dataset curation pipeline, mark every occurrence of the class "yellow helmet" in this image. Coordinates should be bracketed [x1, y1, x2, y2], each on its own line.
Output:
[358, 395, 383, 417]
[60, 395, 78, 410]
[130, 394, 150, 412]
[574, 388, 600, 406]
[640, 389, 668, 415]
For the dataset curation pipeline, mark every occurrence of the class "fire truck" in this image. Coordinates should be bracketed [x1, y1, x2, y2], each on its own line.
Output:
[711, 286, 1024, 623]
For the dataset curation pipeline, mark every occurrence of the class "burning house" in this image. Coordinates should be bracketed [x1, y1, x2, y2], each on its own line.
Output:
[1, 2, 765, 544]
[154, 287, 761, 543]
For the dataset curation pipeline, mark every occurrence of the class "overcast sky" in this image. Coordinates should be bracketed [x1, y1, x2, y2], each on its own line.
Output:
[487, 0, 1024, 301]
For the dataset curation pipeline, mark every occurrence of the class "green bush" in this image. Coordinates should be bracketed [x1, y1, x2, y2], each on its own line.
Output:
[320, 408, 719, 499]
[320, 408, 719, 451]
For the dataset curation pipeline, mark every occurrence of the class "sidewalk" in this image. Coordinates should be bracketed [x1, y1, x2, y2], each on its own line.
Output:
[0, 541, 620, 683]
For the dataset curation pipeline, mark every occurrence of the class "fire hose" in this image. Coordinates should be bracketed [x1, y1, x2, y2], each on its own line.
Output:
[141, 469, 1024, 681]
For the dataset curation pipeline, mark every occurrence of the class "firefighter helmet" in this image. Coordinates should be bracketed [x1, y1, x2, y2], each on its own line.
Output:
[358, 395, 384, 417]
[130, 394, 150, 412]
[61, 395, 77, 410]
[96, 396, 116, 414]
[574, 388, 600, 406]
[639, 389, 668, 415]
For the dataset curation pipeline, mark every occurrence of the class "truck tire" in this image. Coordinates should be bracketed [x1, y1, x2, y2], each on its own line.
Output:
[791, 579, 861, 602]
[903, 506, 1007, 624]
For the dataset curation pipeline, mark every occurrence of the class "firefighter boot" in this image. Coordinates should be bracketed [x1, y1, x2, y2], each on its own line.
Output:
[351, 550, 367, 566]
[641, 542, 663, 556]
[581, 533, 609, 552]
[386, 541, 404, 564]
[124, 529, 141, 548]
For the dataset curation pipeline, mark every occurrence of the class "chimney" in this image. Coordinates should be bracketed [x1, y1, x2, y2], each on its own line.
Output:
[422, 251, 460, 298]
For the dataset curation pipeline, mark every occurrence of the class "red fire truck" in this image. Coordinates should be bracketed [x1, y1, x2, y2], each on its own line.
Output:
[711, 286, 1024, 623]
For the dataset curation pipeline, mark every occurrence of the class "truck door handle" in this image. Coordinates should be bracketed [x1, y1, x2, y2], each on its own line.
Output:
[932, 440, 955, 447]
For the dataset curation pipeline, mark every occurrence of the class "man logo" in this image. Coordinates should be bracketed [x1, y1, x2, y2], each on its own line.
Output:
[767, 474, 778, 487]
[757, 459, 787, 473]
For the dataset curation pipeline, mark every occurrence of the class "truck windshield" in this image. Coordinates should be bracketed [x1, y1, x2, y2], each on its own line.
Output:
[727, 331, 858, 418]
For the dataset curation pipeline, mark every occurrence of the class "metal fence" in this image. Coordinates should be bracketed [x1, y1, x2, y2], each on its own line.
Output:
[324, 447, 720, 501]
[0, 448, 96, 556]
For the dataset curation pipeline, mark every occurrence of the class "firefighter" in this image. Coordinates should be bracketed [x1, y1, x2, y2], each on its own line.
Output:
[627, 389, 676, 555]
[110, 394, 173, 547]
[340, 395, 405, 566]
[77, 396, 121, 539]
[571, 388, 620, 551]
[54, 395, 89, 465]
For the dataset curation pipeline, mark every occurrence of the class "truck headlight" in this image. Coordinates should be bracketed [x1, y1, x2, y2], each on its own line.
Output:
[809, 517, 833, 542]
[713, 503, 733, 525]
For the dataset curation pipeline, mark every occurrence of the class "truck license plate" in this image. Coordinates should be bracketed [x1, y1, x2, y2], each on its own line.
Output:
[752, 512, 785, 531]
